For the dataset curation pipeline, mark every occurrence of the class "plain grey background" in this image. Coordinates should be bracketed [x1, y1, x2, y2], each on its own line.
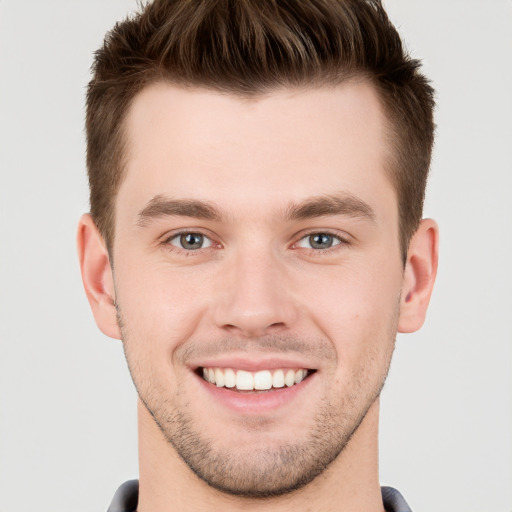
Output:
[0, 1, 511, 511]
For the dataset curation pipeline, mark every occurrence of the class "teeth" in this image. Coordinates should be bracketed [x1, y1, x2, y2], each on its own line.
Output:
[224, 368, 236, 388]
[236, 370, 254, 390]
[295, 369, 307, 384]
[272, 369, 285, 388]
[214, 368, 225, 387]
[201, 367, 310, 391]
[285, 369, 296, 387]
[254, 370, 272, 390]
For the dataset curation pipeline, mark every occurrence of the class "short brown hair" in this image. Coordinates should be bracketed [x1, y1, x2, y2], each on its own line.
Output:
[86, 0, 435, 259]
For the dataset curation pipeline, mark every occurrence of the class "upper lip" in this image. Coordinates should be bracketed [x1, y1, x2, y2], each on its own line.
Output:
[190, 355, 316, 372]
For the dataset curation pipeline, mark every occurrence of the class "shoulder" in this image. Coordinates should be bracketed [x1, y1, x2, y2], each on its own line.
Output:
[381, 486, 413, 512]
[106, 481, 412, 512]
[106, 480, 139, 512]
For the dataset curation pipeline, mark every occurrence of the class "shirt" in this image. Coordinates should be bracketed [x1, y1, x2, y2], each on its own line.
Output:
[107, 480, 413, 511]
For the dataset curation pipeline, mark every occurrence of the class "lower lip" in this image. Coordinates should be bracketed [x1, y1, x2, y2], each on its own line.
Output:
[195, 372, 314, 414]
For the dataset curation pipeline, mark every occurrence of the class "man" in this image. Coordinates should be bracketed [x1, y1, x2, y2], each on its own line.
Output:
[77, 0, 438, 510]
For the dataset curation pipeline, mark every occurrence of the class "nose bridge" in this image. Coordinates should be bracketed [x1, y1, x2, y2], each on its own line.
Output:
[213, 242, 296, 336]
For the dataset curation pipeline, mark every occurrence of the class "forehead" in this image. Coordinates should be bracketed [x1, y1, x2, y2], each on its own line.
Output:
[118, 81, 395, 223]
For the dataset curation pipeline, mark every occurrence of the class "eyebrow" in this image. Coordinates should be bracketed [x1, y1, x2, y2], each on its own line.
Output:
[137, 192, 375, 226]
[137, 195, 223, 226]
[285, 193, 376, 222]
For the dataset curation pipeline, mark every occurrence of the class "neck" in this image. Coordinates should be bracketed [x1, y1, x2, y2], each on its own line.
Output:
[137, 399, 384, 512]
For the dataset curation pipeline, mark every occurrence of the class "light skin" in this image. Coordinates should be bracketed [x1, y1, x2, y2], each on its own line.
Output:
[78, 81, 438, 511]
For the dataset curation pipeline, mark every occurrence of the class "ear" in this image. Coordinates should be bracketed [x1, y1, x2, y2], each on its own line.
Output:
[77, 214, 121, 339]
[398, 218, 439, 333]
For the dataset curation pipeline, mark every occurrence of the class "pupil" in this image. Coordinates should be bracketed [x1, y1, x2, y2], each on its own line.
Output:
[310, 233, 332, 249]
[181, 233, 203, 249]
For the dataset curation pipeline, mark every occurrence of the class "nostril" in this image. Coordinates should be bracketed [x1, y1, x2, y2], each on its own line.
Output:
[221, 321, 287, 338]
[222, 324, 239, 334]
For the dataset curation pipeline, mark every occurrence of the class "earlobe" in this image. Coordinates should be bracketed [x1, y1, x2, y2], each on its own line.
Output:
[77, 214, 121, 339]
[398, 218, 439, 333]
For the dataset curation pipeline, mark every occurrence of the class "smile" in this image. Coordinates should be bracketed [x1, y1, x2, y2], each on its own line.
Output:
[200, 367, 312, 391]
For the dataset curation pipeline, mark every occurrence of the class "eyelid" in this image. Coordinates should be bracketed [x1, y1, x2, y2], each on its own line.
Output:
[161, 228, 221, 251]
[158, 227, 352, 253]
[291, 229, 352, 250]
[168, 232, 213, 249]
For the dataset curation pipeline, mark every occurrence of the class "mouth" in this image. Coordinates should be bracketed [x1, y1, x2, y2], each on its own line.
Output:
[197, 366, 316, 392]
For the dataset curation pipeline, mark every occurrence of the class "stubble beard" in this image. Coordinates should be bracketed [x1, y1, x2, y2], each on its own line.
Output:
[148, 392, 382, 498]
[117, 307, 397, 499]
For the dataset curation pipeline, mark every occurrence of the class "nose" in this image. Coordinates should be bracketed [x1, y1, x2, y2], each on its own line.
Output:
[213, 247, 298, 338]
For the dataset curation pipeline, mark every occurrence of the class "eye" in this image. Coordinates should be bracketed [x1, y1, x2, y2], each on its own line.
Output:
[296, 233, 343, 250]
[168, 232, 213, 250]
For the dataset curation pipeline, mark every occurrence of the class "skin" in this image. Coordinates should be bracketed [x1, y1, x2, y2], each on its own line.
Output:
[78, 81, 438, 511]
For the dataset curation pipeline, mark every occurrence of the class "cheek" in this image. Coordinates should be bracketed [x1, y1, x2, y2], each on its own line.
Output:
[114, 260, 214, 358]
[296, 259, 402, 356]
[116, 268, 207, 403]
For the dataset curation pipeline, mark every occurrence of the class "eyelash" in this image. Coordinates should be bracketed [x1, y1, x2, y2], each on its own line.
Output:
[161, 230, 351, 255]
[163, 230, 218, 255]
[293, 231, 350, 253]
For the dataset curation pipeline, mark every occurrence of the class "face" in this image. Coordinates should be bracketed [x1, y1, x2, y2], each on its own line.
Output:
[112, 82, 404, 496]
